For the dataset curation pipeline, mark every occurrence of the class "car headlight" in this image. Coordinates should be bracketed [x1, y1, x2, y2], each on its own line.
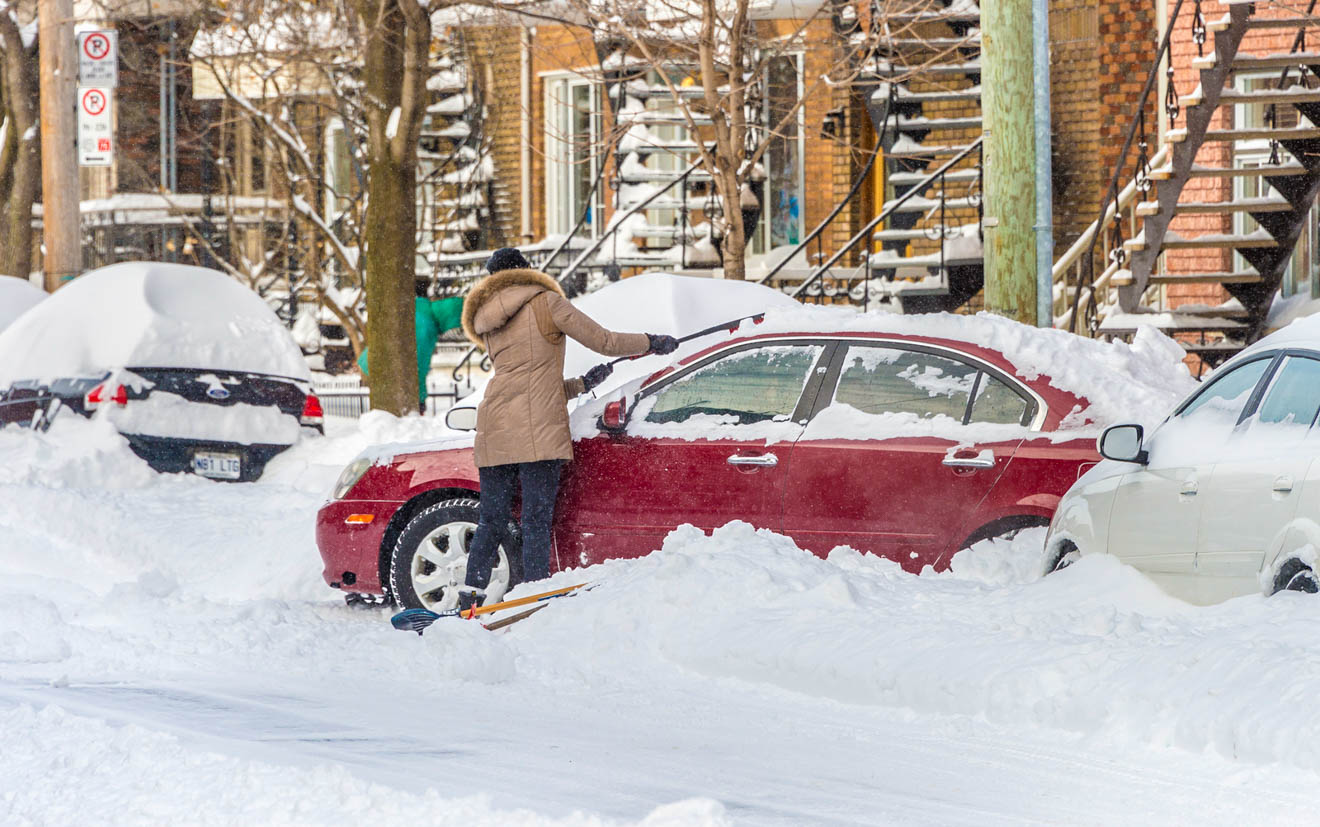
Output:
[331, 458, 372, 501]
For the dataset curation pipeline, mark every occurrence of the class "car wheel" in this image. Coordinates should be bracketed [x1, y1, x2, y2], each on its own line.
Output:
[388, 498, 521, 611]
[1271, 558, 1320, 596]
[1045, 543, 1080, 575]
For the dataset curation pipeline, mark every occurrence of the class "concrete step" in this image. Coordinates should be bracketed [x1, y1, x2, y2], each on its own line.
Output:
[885, 85, 982, 104]
[889, 167, 981, 186]
[1100, 311, 1248, 335]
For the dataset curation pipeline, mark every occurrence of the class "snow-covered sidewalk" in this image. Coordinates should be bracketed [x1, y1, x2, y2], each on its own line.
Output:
[3, 417, 1319, 824]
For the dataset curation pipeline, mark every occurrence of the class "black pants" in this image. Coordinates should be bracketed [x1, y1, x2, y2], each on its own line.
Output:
[465, 459, 564, 589]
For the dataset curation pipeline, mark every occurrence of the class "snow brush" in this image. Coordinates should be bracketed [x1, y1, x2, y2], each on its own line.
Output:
[604, 312, 767, 368]
[390, 583, 587, 635]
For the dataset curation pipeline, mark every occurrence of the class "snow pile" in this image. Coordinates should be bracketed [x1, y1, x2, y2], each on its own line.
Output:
[0, 416, 156, 489]
[749, 306, 1196, 429]
[0, 275, 45, 333]
[504, 522, 1320, 772]
[0, 262, 310, 386]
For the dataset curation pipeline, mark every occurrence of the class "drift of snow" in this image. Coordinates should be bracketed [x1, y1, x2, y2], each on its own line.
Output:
[0, 263, 310, 386]
[0, 275, 45, 333]
[6, 414, 1320, 822]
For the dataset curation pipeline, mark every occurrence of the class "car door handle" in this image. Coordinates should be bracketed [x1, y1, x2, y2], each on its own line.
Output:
[942, 451, 995, 469]
[1274, 475, 1295, 494]
[727, 453, 778, 467]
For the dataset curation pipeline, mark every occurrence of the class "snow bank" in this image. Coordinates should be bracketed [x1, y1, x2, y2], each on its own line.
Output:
[0, 275, 45, 333]
[498, 522, 1320, 773]
[0, 705, 729, 826]
[0, 262, 310, 386]
[0, 416, 156, 489]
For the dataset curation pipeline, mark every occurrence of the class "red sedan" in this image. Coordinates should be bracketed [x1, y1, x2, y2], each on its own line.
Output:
[317, 329, 1099, 610]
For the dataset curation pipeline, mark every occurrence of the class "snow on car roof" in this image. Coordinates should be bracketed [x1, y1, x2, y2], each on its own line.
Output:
[0, 277, 46, 334]
[0, 262, 310, 386]
[717, 304, 1198, 430]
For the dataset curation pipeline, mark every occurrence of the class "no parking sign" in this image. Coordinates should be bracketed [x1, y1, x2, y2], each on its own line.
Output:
[78, 87, 114, 167]
[77, 30, 118, 87]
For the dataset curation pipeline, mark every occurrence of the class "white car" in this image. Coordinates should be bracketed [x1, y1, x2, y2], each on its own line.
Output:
[1045, 315, 1320, 604]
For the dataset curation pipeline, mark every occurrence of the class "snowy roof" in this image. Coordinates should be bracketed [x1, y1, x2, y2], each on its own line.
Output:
[0, 277, 46, 334]
[0, 263, 310, 386]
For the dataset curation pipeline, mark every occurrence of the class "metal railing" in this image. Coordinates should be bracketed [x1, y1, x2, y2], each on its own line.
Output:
[788, 138, 984, 303]
[1067, 0, 1191, 333]
[1052, 144, 1169, 331]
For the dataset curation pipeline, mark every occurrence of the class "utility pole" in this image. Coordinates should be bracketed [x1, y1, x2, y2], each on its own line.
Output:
[981, 0, 1037, 324]
[38, 0, 80, 290]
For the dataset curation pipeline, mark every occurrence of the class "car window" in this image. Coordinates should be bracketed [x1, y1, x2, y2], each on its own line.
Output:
[1254, 355, 1320, 428]
[968, 373, 1030, 425]
[832, 346, 977, 422]
[1177, 357, 1272, 425]
[643, 344, 824, 426]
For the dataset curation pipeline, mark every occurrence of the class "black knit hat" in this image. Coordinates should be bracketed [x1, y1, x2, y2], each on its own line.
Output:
[485, 247, 531, 274]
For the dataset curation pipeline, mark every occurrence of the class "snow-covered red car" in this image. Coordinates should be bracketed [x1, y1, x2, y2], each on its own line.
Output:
[316, 302, 1191, 611]
[0, 262, 323, 481]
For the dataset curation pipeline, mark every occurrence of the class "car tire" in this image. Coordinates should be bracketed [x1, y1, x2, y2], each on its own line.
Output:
[1271, 558, 1320, 596]
[388, 498, 522, 612]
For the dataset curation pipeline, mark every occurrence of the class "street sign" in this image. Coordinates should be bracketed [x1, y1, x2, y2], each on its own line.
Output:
[77, 86, 114, 166]
[77, 30, 117, 87]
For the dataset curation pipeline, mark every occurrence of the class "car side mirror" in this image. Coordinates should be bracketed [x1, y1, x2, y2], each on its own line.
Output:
[1098, 423, 1148, 464]
[599, 397, 628, 433]
[445, 406, 477, 432]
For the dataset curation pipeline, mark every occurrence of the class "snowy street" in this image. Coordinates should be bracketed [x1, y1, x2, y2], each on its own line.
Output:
[4, 416, 1320, 825]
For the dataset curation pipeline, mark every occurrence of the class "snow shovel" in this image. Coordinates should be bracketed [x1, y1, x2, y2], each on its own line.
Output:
[390, 583, 587, 635]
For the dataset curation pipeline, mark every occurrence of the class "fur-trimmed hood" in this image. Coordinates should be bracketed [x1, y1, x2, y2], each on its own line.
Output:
[461, 268, 565, 348]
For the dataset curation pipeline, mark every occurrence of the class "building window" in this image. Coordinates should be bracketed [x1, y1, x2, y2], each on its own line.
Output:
[545, 76, 603, 237]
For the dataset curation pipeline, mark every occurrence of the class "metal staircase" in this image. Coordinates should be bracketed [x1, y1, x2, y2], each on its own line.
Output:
[1064, 0, 1320, 366]
[762, 0, 985, 312]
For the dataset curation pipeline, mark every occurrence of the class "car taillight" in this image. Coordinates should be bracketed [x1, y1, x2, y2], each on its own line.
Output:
[85, 382, 128, 410]
[301, 393, 324, 425]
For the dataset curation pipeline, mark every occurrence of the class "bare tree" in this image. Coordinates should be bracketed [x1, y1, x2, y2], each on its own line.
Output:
[0, 2, 38, 281]
[191, 0, 506, 411]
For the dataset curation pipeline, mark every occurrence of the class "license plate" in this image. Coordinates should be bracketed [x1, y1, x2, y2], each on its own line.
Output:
[193, 451, 241, 480]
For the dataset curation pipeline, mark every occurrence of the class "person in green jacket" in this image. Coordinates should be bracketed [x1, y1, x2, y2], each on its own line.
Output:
[358, 278, 465, 407]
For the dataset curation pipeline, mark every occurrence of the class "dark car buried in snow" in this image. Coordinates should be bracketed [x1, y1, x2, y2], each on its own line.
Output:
[0, 262, 323, 481]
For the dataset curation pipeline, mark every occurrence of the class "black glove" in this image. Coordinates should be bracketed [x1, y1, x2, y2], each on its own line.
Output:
[581, 362, 613, 393]
[646, 333, 679, 355]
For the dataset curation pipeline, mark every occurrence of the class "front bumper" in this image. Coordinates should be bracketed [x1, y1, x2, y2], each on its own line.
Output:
[315, 499, 404, 594]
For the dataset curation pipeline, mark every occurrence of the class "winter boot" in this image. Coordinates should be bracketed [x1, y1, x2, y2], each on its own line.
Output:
[456, 587, 484, 615]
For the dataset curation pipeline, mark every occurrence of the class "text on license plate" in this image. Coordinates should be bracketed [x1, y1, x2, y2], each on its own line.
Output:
[193, 451, 241, 479]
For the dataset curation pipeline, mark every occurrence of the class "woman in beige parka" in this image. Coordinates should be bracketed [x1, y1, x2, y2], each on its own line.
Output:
[458, 248, 677, 608]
